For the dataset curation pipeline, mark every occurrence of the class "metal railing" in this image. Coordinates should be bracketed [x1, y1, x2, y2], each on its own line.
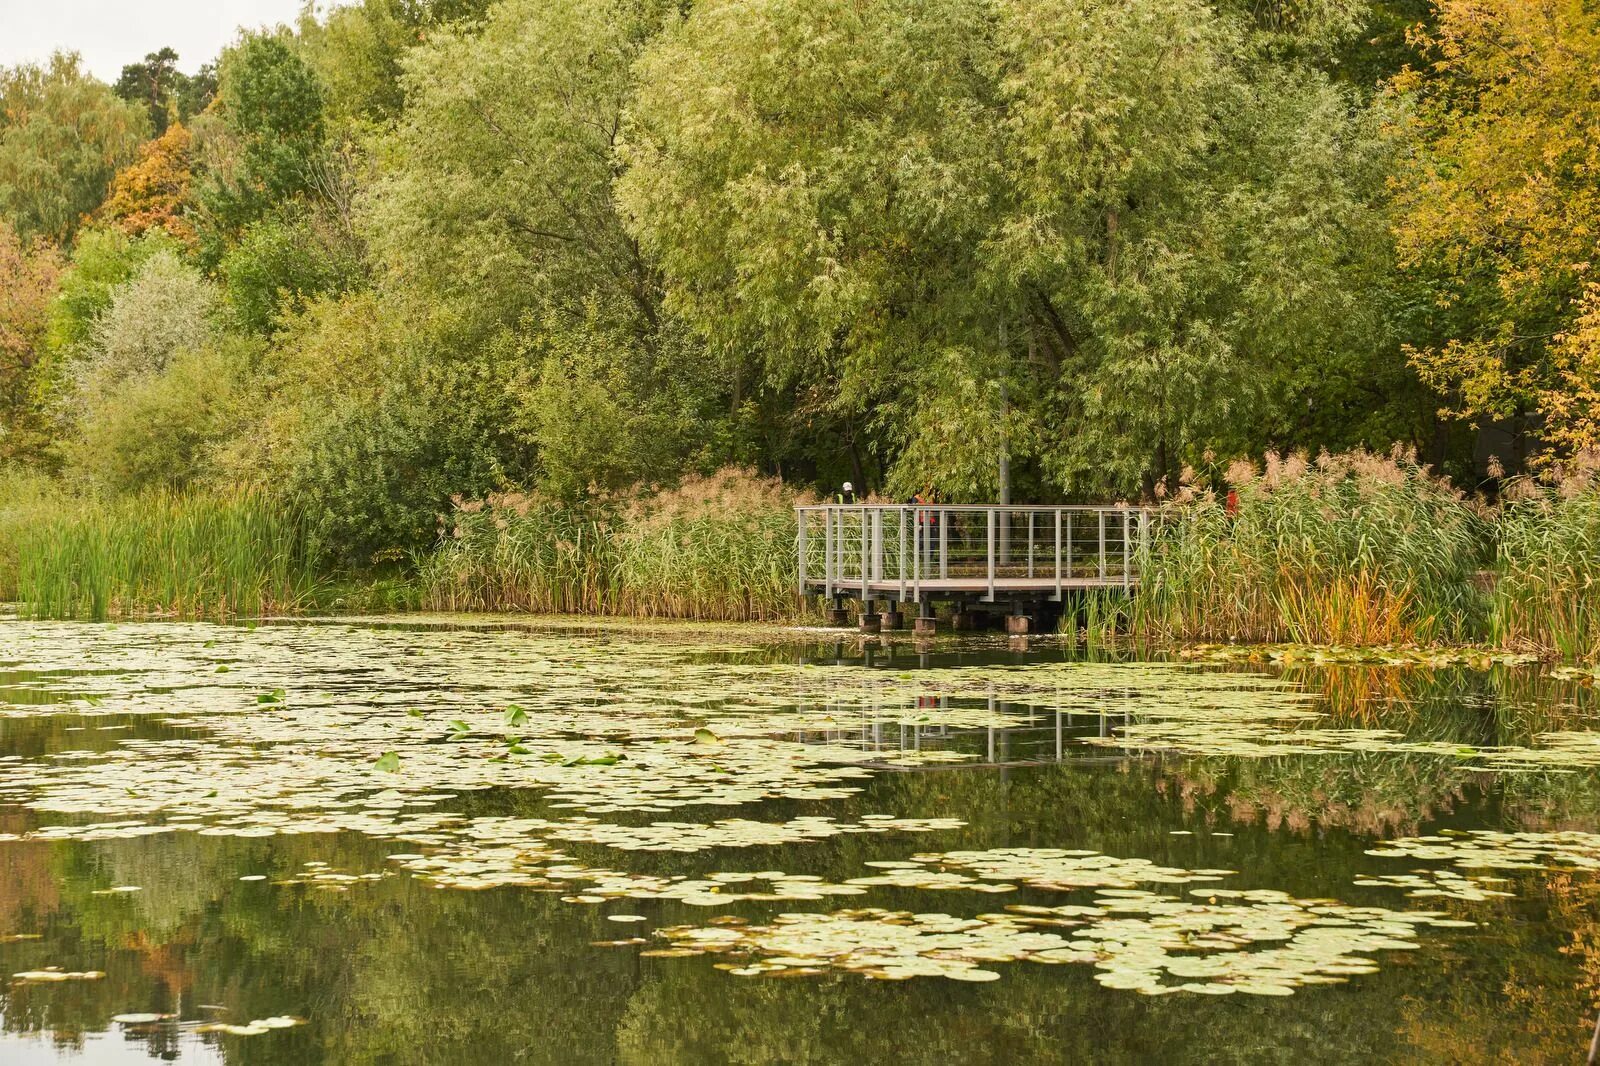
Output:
[796, 504, 1152, 602]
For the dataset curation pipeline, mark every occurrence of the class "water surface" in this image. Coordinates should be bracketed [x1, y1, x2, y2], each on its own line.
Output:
[0, 617, 1597, 1063]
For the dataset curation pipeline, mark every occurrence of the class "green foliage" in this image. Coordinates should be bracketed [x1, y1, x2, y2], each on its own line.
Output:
[76, 249, 219, 398]
[65, 342, 248, 494]
[287, 348, 525, 567]
[297, 0, 494, 122]
[10, 489, 314, 620]
[620, 0, 1402, 497]
[0, 467, 63, 599]
[46, 229, 177, 355]
[113, 48, 216, 135]
[219, 212, 363, 334]
[513, 308, 718, 500]
[365, 0, 669, 339]
[0, 53, 148, 242]
[195, 34, 326, 260]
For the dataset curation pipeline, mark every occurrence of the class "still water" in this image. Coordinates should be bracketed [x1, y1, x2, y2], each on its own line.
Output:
[0, 616, 1597, 1063]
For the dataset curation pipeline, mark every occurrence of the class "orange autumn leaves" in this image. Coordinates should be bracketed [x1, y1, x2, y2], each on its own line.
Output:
[95, 122, 195, 246]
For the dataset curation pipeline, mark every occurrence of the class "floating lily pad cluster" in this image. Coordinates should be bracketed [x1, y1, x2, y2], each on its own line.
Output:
[1351, 869, 1513, 901]
[0, 622, 1316, 857]
[0, 619, 1550, 1002]
[889, 848, 1236, 891]
[1366, 829, 1600, 871]
[13, 967, 106, 983]
[645, 890, 1472, 993]
[547, 814, 965, 853]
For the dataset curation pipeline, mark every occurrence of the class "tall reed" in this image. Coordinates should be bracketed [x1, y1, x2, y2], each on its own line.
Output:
[0, 469, 67, 602]
[1136, 450, 1489, 645]
[11, 490, 315, 620]
[1492, 456, 1600, 658]
[418, 468, 810, 621]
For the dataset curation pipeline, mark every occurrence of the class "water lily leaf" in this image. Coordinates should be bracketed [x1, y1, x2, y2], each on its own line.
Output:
[373, 751, 401, 773]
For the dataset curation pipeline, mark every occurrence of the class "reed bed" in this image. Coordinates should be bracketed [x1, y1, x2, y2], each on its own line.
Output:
[1492, 456, 1600, 659]
[1135, 450, 1490, 645]
[0, 469, 67, 602]
[11, 490, 315, 620]
[418, 468, 810, 622]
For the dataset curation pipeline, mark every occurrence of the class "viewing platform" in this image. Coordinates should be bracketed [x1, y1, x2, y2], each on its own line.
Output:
[796, 504, 1152, 633]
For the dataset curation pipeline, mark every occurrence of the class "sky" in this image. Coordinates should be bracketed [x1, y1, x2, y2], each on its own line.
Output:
[0, 1, 313, 82]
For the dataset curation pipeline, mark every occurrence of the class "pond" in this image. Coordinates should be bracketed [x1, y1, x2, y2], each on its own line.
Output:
[0, 616, 1597, 1063]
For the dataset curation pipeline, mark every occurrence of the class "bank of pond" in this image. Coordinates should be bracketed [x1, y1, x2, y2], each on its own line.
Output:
[4, 452, 1600, 660]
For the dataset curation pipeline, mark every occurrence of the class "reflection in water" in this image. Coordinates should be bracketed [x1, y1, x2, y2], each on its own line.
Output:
[0, 619, 1597, 1062]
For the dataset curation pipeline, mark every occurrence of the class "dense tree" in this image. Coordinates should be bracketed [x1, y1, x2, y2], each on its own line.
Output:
[220, 211, 364, 334]
[1390, 0, 1600, 467]
[0, 223, 64, 464]
[365, 0, 672, 339]
[0, 53, 148, 243]
[621, 0, 1400, 497]
[194, 34, 326, 261]
[298, 0, 495, 122]
[77, 249, 219, 405]
[95, 122, 196, 245]
[7, 0, 1596, 545]
[113, 48, 216, 135]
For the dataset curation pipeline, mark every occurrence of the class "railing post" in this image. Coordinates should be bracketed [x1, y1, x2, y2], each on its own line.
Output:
[797, 509, 808, 596]
[986, 508, 996, 602]
[1027, 510, 1035, 578]
[860, 509, 870, 595]
[1123, 510, 1131, 591]
[1054, 509, 1062, 601]
[824, 507, 834, 600]
[897, 507, 907, 601]
[1098, 510, 1107, 583]
[939, 510, 948, 580]
[912, 508, 922, 603]
[871, 508, 882, 583]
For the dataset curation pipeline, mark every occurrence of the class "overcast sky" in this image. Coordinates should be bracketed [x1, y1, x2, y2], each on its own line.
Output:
[0, 1, 313, 82]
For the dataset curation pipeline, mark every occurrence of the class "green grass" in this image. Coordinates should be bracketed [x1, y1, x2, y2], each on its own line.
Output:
[8, 487, 316, 620]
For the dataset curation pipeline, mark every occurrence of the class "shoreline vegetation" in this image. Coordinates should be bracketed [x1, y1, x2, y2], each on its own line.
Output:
[6, 452, 1600, 662]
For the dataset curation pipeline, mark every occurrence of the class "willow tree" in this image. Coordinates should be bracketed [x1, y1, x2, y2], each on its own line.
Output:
[620, 0, 1399, 498]
[0, 54, 148, 244]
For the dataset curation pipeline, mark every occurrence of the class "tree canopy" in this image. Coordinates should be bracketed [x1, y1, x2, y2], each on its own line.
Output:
[0, 0, 1597, 561]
